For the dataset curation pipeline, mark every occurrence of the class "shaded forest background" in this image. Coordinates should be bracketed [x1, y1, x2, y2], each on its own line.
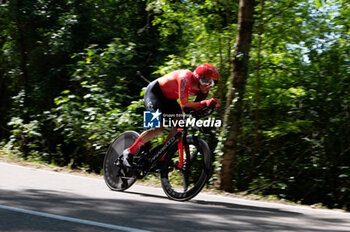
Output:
[0, 0, 349, 210]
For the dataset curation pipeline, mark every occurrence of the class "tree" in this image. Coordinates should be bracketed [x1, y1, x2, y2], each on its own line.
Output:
[218, 0, 256, 192]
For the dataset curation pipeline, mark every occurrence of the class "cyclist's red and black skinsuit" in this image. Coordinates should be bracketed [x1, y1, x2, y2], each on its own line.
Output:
[144, 70, 205, 114]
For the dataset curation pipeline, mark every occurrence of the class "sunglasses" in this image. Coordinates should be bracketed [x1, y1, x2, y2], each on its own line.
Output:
[199, 77, 216, 87]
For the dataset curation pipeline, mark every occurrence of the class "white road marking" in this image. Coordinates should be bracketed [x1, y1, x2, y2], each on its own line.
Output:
[0, 204, 152, 232]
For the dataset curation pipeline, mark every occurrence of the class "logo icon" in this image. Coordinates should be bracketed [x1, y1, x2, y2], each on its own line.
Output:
[143, 110, 162, 128]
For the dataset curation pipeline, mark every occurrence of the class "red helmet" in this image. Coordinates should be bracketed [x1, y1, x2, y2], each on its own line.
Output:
[193, 63, 219, 83]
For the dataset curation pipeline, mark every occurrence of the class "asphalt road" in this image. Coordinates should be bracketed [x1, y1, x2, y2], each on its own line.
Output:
[0, 161, 349, 232]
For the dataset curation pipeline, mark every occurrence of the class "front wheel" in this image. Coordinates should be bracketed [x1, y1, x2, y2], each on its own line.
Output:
[160, 135, 212, 201]
[103, 131, 139, 191]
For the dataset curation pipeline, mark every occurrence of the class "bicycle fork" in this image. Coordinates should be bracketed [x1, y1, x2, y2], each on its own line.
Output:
[176, 128, 190, 169]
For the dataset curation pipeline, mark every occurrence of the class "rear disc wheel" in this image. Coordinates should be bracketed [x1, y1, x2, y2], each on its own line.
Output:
[103, 131, 139, 191]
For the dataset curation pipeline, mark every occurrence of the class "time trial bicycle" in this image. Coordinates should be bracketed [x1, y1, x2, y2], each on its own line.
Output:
[103, 107, 215, 201]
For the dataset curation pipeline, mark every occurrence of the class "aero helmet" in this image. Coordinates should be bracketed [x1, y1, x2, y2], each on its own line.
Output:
[193, 63, 220, 83]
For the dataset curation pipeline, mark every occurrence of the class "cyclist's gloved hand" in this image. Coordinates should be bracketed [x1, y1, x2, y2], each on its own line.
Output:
[201, 98, 218, 108]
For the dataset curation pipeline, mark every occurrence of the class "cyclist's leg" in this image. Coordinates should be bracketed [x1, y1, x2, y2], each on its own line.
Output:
[122, 80, 166, 166]
[129, 80, 165, 151]
[127, 126, 164, 153]
[122, 127, 165, 167]
[139, 126, 164, 143]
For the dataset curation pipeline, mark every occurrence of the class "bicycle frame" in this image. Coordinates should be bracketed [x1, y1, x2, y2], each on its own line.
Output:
[149, 127, 188, 170]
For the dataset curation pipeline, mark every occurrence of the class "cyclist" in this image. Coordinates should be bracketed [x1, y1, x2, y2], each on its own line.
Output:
[122, 63, 220, 167]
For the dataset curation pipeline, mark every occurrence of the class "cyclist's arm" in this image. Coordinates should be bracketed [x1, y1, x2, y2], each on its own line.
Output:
[194, 91, 208, 102]
[178, 76, 204, 110]
[180, 101, 204, 111]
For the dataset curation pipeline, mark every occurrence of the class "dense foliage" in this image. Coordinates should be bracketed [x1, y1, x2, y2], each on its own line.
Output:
[0, 0, 349, 210]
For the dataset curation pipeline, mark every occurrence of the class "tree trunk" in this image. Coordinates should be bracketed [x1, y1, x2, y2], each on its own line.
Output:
[218, 0, 256, 192]
[13, 0, 30, 122]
